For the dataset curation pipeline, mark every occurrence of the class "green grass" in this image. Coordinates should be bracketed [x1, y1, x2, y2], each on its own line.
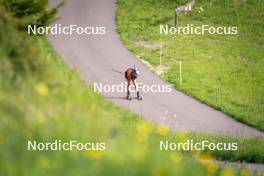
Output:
[1, 2, 264, 175]
[117, 0, 264, 131]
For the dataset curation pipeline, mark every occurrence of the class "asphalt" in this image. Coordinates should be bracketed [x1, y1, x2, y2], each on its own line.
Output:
[49, 0, 264, 139]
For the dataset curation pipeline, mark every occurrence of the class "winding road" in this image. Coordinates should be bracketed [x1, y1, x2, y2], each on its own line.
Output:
[49, 0, 264, 139]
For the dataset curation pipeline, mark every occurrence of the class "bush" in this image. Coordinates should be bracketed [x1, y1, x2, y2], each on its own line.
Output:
[0, 5, 45, 78]
[0, 0, 64, 77]
[3, 0, 64, 27]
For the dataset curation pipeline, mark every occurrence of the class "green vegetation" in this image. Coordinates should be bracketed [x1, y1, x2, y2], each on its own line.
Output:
[4, 0, 63, 27]
[117, 0, 264, 131]
[1, 1, 264, 175]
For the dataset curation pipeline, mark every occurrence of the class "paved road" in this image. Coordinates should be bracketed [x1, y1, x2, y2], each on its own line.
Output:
[49, 0, 264, 139]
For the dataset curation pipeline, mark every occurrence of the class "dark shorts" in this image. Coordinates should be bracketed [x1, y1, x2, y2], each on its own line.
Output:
[125, 70, 137, 80]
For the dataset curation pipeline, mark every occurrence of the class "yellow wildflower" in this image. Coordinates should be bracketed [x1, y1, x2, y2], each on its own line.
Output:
[137, 122, 153, 134]
[136, 122, 153, 142]
[88, 150, 103, 160]
[199, 152, 214, 161]
[207, 161, 218, 175]
[35, 82, 49, 96]
[157, 124, 170, 137]
[221, 167, 235, 176]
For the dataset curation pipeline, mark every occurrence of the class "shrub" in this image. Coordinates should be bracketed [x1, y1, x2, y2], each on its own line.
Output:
[3, 0, 64, 27]
[0, 5, 45, 78]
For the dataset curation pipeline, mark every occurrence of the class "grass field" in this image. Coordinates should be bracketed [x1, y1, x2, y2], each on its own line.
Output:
[1, 1, 264, 175]
[117, 0, 264, 131]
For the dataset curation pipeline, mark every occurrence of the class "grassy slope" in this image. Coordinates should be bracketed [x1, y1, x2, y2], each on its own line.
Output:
[117, 0, 264, 131]
[0, 3, 264, 176]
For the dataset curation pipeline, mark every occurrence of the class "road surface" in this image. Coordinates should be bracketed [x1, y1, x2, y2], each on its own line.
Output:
[49, 0, 264, 139]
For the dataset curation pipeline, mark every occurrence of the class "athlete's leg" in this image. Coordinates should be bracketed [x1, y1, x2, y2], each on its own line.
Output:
[132, 80, 141, 99]
[127, 80, 132, 100]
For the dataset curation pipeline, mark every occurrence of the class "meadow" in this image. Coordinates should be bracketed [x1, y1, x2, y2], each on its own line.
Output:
[117, 0, 264, 131]
[0, 0, 264, 175]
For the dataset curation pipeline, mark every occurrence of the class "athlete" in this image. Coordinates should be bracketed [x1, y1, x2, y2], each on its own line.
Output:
[125, 67, 142, 100]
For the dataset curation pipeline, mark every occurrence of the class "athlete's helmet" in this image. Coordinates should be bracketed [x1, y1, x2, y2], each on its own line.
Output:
[134, 67, 140, 76]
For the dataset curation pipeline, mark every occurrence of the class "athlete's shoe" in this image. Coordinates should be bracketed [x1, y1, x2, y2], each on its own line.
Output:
[126, 91, 132, 100]
[137, 96, 142, 100]
[136, 92, 142, 100]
